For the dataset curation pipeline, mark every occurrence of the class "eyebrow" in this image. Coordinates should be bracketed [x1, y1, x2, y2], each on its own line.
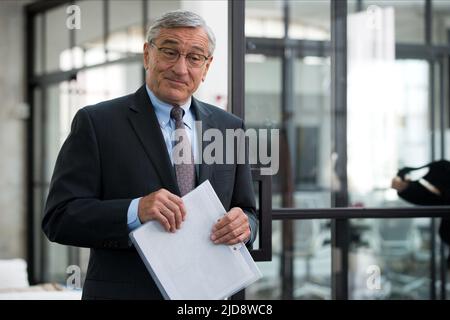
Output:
[159, 39, 207, 55]
[159, 39, 180, 47]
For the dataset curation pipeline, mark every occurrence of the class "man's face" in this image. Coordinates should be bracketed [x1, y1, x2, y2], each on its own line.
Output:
[143, 27, 213, 106]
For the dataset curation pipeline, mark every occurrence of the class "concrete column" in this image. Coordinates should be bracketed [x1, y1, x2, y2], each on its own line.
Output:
[0, 0, 29, 259]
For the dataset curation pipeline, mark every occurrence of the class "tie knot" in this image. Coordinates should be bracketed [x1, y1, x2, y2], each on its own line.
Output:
[170, 106, 185, 122]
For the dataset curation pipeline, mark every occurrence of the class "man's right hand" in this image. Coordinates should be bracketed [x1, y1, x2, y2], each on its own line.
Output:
[391, 176, 409, 192]
[138, 189, 186, 233]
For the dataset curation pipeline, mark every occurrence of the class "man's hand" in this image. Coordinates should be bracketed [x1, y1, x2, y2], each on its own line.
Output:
[391, 176, 409, 192]
[138, 189, 186, 233]
[210, 207, 250, 245]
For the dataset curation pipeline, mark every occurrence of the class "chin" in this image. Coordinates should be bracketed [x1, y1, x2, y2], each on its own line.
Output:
[163, 89, 189, 104]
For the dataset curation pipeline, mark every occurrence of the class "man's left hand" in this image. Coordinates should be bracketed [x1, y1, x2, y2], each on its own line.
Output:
[210, 207, 250, 245]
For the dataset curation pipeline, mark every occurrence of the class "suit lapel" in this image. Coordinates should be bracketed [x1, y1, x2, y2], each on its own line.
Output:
[191, 98, 215, 185]
[127, 85, 180, 195]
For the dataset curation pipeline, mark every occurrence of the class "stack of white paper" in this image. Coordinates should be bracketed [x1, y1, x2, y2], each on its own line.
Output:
[130, 180, 262, 300]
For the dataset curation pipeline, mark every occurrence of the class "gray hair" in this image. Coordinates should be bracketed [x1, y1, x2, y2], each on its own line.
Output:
[146, 10, 216, 56]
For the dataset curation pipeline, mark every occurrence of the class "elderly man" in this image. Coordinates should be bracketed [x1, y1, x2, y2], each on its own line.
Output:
[42, 10, 257, 300]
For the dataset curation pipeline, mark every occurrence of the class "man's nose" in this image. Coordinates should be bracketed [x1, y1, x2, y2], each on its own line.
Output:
[171, 55, 189, 75]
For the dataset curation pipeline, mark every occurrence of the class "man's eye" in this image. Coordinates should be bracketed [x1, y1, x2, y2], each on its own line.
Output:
[162, 49, 178, 57]
[189, 54, 202, 62]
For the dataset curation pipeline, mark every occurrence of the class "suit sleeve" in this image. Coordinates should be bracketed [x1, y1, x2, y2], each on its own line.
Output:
[230, 120, 258, 248]
[398, 181, 450, 206]
[42, 108, 131, 249]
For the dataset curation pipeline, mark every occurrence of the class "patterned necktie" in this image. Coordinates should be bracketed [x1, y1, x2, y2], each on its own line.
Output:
[170, 106, 195, 196]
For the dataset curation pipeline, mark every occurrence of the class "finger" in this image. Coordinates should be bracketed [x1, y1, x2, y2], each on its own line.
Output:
[226, 229, 251, 245]
[154, 212, 171, 232]
[213, 224, 250, 245]
[211, 216, 248, 242]
[228, 229, 251, 245]
[161, 198, 183, 229]
[212, 216, 245, 239]
[159, 205, 177, 232]
[213, 210, 247, 234]
[213, 209, 240, 230]
[166, 192, 187, 221]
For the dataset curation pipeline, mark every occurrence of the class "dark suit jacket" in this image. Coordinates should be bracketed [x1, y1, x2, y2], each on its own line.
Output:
[42, 85, 258, 299]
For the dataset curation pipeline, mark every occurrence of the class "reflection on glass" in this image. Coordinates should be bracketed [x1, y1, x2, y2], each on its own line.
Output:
[246, 219, 331, 300]
[245, 54, 282, 196]
[433, 1, 450, 44]
[74, 0, 106, 67]
[45, 6, 70, 73]
[293, 219, 331, 299]
[245, 55, 282, 127]
[245, 55, 331, 209]
[246, 221, 282, 299]
[108, 0, 143, 61]
[75, 62, 143, 110]
[41, 83, 70, 282]
[107, 27, 143, 61]
[34, 14, 43, 75]
[246, 0, 284, 38]
[362, 0, 425, 44]
[245, 50, 332, 299]
[288, 0, 330, 40]
[349, 218, 432, 299]
[291, 57, 331, 207]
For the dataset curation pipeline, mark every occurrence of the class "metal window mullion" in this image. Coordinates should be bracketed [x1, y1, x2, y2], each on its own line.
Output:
[426, 0, 432, 45]
[229, 0, 246, 300]
[271, 207, 450, 219]
[25, 6, 36, 285]
[280, 0, 295, 301]
[430, 63, 437, 301]
[331, 0, 348, 301]
[428, 1, 438, 295]
[229, 0, 245, 118]
[67, 1, 80, 269]
[426, 0, 437, 299]
[142, 0, 148, 83]
[356, 0, 363, 13]
[104, 0, 109, 59]
[439, 57, 447, 300]
[27, 0, 73, 15]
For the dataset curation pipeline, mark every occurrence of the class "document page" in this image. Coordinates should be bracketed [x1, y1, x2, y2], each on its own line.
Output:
[130, 180, 262, 300]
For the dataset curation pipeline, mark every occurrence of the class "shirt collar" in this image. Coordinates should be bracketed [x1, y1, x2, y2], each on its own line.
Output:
[145, 85, 192, 129]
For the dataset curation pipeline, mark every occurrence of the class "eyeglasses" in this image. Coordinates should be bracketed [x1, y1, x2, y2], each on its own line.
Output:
[150, 41, 210, 68]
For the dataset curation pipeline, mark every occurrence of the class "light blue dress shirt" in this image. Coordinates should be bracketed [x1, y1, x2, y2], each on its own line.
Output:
[127, 86, 198, 231]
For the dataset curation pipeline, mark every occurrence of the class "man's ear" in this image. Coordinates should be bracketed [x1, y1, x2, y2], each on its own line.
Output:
[202, 56, 213, 82]
[143, 42, 150, 70]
